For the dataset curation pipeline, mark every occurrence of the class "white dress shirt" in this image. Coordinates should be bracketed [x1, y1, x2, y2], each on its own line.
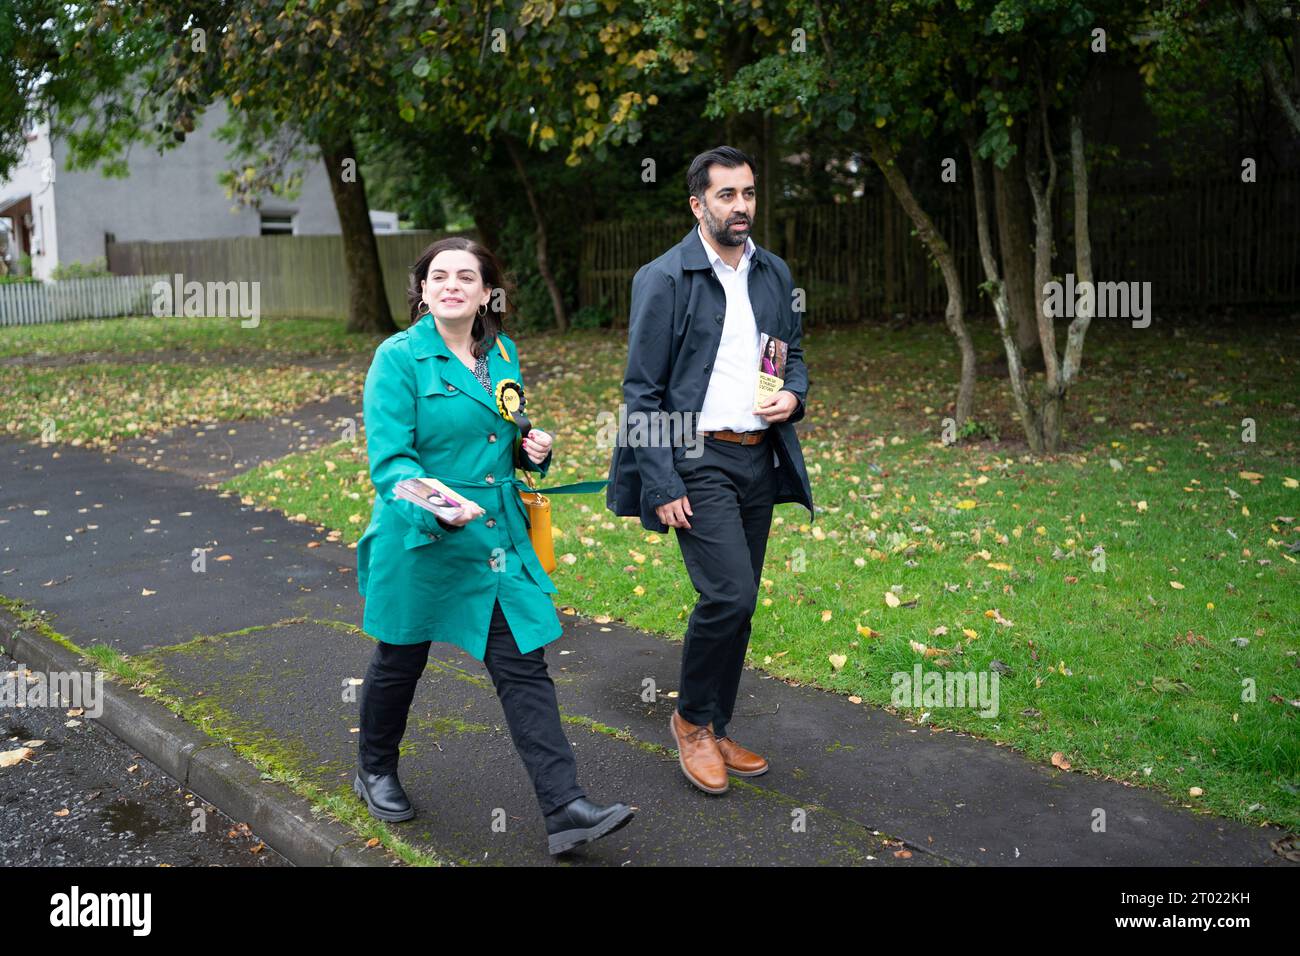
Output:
[695, 224, 768, 433]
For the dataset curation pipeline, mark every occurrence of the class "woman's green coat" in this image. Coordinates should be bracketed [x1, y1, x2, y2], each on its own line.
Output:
[356, 319, 561, 657]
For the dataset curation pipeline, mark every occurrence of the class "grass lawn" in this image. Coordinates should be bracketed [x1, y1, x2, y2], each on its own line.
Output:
[5, 312, 1298, 831]
[1, 317, 368, 447]
[225, 315, 1299, 832]
[0, 314, 379, 359]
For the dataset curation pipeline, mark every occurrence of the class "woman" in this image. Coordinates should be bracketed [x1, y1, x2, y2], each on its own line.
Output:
[354, 237, 633, 856]
[761, 335, 781, 376]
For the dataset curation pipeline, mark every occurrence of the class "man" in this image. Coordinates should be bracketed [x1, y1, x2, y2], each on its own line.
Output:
[606, 145, 814, 794]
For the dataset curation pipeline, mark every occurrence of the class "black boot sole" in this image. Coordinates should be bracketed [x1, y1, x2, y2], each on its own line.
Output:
[353, 772, 416, 822]
[547, 805, 635, 855]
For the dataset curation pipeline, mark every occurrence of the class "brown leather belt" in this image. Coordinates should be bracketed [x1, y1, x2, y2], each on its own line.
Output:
[700, 429, 767, 445]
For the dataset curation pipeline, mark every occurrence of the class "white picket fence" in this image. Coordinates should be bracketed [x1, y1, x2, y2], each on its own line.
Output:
[0, 275, 166, 327]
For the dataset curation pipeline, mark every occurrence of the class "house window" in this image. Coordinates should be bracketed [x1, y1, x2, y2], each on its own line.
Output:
[260, 212, 295, 235]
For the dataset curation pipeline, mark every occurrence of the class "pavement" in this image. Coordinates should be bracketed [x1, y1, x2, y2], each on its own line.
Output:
[0, 406, 1293, 866]
[0, 647, 290, 866]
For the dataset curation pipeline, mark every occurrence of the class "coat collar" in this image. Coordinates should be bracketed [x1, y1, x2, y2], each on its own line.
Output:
[407, 317, 514, 418]
[681, 224, 769, 273]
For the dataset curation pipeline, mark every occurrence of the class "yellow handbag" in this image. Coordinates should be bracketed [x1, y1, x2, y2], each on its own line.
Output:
[518, 484, 556, 574]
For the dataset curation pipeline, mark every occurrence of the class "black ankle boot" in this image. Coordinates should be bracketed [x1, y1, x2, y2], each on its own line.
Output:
[544, 797, 634, 855]
[353, 766, 416, 822]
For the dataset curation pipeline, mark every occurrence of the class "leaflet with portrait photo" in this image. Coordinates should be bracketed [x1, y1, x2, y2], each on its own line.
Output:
[754, 332, 789, 411]
[394, 476, 471, 521]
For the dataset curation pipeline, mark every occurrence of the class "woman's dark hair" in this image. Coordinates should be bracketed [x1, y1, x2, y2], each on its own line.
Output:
[765, 337, 777, 359]
[407, 236, 514, 358]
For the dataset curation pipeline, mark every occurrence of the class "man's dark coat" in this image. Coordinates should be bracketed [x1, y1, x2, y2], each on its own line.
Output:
[605, 226, 815, 532]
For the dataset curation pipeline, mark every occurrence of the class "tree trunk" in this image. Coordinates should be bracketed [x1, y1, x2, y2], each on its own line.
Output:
[504, 136, 568, 333]
[319, 136, 396, 336]
[1024, 68, 1063, 452]
[866, 127, 976, 428]
[1061, 111, 1095, 394]
[473, 208, 502, 253]
[968, 134, 1042, 454]
[992, 126, 1044, 371]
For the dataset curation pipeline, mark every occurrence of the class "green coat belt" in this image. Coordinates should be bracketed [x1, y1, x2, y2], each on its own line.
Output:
[356, 321, 561, 658]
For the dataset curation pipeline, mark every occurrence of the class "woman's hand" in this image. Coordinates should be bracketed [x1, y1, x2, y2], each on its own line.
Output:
[438, 493, 485, 528]
[521, 428, 552, 464]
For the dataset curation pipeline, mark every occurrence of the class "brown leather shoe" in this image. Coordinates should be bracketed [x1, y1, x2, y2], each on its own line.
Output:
[670, 711, 728, 794]
[715, 736, 769, 776]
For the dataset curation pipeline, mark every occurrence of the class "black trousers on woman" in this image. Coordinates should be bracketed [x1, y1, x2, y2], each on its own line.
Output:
[357, 598, 586, 816]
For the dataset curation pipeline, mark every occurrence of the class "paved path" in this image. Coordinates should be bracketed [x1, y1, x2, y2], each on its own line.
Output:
[1, 421, 1291, 866]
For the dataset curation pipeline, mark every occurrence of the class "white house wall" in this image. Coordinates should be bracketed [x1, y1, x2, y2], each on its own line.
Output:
[46, 99, 344, 270]
[0, 120, 60, 280]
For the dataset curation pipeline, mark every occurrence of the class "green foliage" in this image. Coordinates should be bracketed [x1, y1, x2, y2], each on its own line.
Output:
[1141, 0, 1294, 177]
[569, 303, 612, 330]
[957, 418, 1000, 443]
[51, 257, 111, 280]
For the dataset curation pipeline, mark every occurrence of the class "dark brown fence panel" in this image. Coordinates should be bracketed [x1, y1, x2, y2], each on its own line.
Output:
[580, 171, 1300, 325]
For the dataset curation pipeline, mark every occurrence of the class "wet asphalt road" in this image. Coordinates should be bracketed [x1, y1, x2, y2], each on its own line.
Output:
[0, 648, 288, 867]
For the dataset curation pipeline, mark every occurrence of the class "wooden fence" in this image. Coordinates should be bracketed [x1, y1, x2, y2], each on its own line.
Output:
[107, 231, 470, 320]
[580, 171, 1300, 325]
[0, 275, 166, 327]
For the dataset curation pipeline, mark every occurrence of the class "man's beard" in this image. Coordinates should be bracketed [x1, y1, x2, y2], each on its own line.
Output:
[705, 207, 751, 247]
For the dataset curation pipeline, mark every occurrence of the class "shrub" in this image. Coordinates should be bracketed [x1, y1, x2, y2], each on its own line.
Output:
[51, 257, 112, 280]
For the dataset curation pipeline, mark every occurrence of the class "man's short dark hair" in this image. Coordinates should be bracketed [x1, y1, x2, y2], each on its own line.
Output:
[687, 146, 757, 201]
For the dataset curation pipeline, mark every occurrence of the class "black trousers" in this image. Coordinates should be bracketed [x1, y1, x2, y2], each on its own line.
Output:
[357, 598, 585, 817]
[672, 434, 776, 740]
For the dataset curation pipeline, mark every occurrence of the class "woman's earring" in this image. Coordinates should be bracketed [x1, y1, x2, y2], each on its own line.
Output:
[478, 302, 488, 318]
[417, 300, 431, 317]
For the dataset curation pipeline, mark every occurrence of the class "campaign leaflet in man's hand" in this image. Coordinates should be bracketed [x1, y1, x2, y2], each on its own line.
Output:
[754, 332, 789, 411]
[394, 477, 471, 522]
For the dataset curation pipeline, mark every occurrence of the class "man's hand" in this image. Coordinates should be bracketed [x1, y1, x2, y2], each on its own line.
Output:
[522, 428, 552, 464]
[755, 389, 800, 423]
[656, 494, 693, 530]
